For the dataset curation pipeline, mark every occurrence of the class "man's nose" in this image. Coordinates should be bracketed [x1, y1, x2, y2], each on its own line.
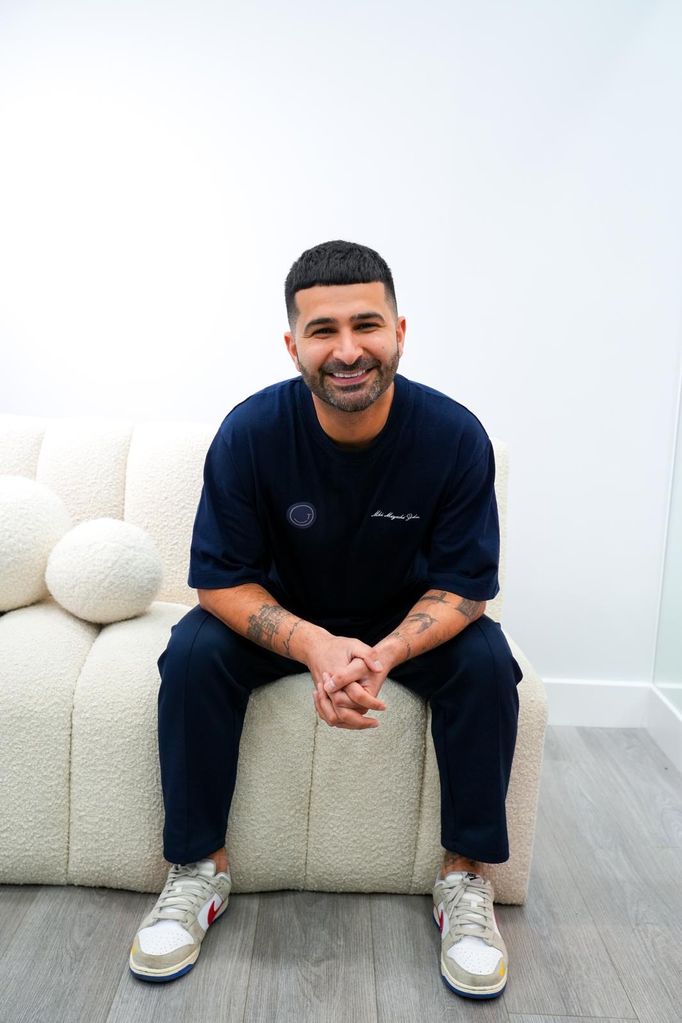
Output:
[332, 330, 364, 364]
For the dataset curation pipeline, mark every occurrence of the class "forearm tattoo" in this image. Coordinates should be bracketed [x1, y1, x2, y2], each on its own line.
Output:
[246, 604, 293, 652]
[418, 590, 484, 620]
[405, 611, 437, 633]
[282, 618, 303, 657]
[388, 630, 413, 660]
[417, 590, 451, 605]
[455, 597, 484, 620]
[385, 592, 484, 663]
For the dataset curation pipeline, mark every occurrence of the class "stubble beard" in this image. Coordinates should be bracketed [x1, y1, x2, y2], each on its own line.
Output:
[298, 347, 401, 413]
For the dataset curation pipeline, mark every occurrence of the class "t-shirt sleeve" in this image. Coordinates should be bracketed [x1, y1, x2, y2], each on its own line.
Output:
[187, 427, 270, 590]
[425, 438, 501, 601]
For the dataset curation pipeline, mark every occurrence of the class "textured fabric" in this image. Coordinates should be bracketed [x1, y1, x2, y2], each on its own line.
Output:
[188, 373, 501, 623]
[45, 517, 163, 623]
[0, 474, 72, 610]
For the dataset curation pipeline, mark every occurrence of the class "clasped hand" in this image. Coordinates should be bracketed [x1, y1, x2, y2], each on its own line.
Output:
[304, 632, 390, 730]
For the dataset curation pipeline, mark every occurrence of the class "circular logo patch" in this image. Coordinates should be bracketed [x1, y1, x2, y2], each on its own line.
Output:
[287, 502, 316, 528]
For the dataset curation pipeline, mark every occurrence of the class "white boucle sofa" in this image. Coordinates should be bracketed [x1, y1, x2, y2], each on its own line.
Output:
[0, 412, 547, 904]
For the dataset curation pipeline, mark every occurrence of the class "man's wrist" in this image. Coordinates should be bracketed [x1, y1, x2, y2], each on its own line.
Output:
[374, 634, 409, 671]
[288, 619, 329, 664]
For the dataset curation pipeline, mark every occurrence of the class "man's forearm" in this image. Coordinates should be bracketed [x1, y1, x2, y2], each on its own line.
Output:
[197, 584, 326, 663]
[374, 590, 486, 669]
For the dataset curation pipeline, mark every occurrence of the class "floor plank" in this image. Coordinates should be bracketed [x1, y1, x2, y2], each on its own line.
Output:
[499, 809, 637, 1020]
[0, 883, 41, 955]
[242, 890, 377, 1023]
[508, 1016, 640, 1022]
[540, 726, 682, 1023]
[0, 884, 143, 1023]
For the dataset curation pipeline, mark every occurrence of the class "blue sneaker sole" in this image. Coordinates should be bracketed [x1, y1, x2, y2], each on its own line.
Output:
[432, 908, 506, 999]
[129, 900, 230, 983]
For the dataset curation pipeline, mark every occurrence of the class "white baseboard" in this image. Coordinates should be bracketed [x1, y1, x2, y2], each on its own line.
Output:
[646, 686, 682, 774]
[542, 678, 682, 774]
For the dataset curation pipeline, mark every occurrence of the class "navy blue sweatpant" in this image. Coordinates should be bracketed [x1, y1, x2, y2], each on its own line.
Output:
[156, 604, 523, 867]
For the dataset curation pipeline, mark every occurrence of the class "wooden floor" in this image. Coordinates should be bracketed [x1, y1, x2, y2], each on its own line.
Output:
[1, 725, 681, 1023]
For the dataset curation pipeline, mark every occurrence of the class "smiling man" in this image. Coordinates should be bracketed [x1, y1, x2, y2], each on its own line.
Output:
[129, 239, 524, 1000]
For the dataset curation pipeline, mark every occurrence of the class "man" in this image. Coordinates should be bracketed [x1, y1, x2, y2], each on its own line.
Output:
[129, 240, 523, 1000]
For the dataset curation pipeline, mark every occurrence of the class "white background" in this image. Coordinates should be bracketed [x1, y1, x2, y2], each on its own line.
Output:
[1, 0, 681, 690]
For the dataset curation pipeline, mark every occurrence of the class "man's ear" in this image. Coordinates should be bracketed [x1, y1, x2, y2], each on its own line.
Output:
[397, 315, 406, 356]
[284, 332, 301, 370]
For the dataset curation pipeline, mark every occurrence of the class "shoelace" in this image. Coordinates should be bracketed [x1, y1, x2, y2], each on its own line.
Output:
[439, 875, 495, 944]
[151, 864, 220, 925]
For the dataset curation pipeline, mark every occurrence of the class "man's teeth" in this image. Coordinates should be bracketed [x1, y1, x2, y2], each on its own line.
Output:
[332, 370, 367, 378]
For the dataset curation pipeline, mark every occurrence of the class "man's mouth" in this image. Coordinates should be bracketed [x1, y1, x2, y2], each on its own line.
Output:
[327, 367, 374, 384]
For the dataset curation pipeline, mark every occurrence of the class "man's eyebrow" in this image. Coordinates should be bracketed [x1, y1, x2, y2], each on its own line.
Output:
[303, 311, 386, 333]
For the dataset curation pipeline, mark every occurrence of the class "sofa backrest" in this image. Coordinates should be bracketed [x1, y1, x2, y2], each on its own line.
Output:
[0, 413, 509, 620]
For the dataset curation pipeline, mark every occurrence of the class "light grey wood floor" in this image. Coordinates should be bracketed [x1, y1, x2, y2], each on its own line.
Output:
[1, 725, 681, 1023]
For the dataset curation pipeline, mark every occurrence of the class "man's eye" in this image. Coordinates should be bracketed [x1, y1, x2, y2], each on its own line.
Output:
[314, 324, 377, 335]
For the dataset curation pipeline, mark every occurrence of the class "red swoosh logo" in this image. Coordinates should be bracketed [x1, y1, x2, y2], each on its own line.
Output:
[208, 898, 222, 925]
[438, 908, 444, 932]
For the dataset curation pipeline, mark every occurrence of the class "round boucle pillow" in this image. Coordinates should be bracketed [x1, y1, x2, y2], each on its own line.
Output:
[0, 474, 73, 611]
[45, 517, 164, 624]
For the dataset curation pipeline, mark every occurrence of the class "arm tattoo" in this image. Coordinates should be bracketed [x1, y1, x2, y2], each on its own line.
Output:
[282, 618, 303, 657]
[384, 593, 484, 666]
[455, 598, 484, 620]
[415, 591, 484, 620]
[387, 630, 413, 660]
[416, 590, 452, 606]
[246, 604, 290, 651]
[405, 611, 437, 633]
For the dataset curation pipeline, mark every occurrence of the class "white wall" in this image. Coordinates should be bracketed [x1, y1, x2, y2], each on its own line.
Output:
[1, 0, 681, 688]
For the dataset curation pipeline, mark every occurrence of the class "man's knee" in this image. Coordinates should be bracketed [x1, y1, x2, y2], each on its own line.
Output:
[467, 615, 522, 683]
[158, 604, 232, 676]
[431, 614, 521, 694]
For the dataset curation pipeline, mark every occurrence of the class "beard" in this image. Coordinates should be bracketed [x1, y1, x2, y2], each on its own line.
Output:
[298, 346, 401, 413]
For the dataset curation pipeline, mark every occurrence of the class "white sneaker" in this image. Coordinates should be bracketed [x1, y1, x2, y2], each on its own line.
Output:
[432, 870, 508, 999]
[129, 859, 232, 982]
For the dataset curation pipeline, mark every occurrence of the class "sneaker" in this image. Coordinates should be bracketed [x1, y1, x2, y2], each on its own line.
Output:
[432, 870, 508, 999]
[129, 858, 232, 982]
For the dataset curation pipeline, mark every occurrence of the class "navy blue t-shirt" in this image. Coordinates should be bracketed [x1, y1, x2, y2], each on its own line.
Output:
[188, 373, 500, 631]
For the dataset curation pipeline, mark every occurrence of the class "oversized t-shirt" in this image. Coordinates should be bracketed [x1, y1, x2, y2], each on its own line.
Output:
[188, 372, 500, 632]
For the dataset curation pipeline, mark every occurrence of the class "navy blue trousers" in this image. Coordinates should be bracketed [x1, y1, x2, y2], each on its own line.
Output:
[156, 604, 523, 867]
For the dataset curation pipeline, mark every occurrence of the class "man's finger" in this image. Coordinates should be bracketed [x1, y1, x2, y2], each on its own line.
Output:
[335, 706, 379, 730]
[322, 664, 368, 693]
[315, 681, 340, 726]
[312, 689, 328, 724]
[353, 645, 384, 672]
[347, 642, 384, 675]
[316, 683, 378, 729]
[330, 689, 368, 713]
[343, 681, 386, 711]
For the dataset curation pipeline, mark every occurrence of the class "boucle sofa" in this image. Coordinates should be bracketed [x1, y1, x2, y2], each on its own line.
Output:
[0, 412, 547, 904]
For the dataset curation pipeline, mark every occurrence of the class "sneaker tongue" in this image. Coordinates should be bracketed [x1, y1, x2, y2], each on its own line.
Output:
[195, 858, 218, 877]
[442, 870, 486, 905]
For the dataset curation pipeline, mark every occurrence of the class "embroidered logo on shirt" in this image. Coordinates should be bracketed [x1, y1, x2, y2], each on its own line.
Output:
[370, 510, 420, 521]
[287, 502, 317, 528]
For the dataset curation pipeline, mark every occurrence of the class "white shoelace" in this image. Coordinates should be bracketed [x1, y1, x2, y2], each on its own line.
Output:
[151, 864, 220, 925]
[440, 875, 495, 944]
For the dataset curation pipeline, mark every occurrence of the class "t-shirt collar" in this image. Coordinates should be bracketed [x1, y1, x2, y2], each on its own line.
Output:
[297, 372, 408, 460]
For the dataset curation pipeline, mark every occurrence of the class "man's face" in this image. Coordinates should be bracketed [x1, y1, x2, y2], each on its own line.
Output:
[284, 281, 406, 413]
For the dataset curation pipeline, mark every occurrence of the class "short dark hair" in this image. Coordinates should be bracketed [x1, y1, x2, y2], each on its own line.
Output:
[285, 239, 398, 332]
